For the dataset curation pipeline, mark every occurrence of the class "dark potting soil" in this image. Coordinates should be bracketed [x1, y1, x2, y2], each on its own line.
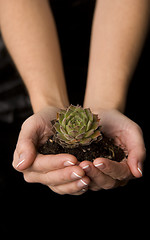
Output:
[38, 133, 126, 162]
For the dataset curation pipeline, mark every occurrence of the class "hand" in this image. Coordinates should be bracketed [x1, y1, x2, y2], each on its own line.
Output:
[13, 106, 90, 195]
[79, 109, 146, 191]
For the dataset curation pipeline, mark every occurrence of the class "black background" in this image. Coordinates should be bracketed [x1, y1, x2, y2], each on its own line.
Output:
[0, 0, 149, 235]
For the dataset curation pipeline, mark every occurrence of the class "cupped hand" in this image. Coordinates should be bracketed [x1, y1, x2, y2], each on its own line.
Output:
[13, 106, 90, 195]
[79, 109, 146, 191]
[13, 107, 146, 193]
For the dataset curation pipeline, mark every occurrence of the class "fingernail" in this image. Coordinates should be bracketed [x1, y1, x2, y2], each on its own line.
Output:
[137, 168, 142, 175]
[94, 162, 105, 169]
[16, 159, 25, 169]
[71, 172, 82, 180]
[64, 160, 75, 167]
[77, 179, 88, 188]
[82, 165, 90, 172]
[16, 154, 25, 169]
[137, 163, 143, 176]
[137, 167, 142, 176]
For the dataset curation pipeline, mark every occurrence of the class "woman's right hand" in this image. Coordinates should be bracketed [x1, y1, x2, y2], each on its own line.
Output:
[12, 106, 90, 195]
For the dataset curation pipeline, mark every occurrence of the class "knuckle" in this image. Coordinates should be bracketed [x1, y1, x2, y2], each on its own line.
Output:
[21, 116, 34, 129]
[21, 116, 37, 135]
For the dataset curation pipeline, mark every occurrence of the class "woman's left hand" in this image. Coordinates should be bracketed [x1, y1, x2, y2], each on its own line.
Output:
[79, 109, 146, 191]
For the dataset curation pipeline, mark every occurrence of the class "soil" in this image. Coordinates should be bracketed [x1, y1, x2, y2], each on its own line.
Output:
[38, 133, 127, 162]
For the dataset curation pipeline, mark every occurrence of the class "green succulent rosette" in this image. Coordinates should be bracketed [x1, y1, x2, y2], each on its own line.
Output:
[52, 105, 102, 148]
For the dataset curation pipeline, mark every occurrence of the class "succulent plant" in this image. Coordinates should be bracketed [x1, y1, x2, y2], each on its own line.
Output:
[51, 105, 102, 148]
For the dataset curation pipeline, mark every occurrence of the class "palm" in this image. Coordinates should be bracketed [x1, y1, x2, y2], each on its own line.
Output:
[97, 109, 145, 175]
[26, 106, 59, 146]
[99, 110, 139, 150]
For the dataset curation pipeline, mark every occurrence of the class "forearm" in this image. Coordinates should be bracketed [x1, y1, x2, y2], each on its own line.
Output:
[0, 0, 69, 112]
[84, 0, 149, 113]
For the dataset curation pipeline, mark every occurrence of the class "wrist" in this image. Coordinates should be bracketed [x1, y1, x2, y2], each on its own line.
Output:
[83, 98, 126, 114]
[29, 94, 69, 113]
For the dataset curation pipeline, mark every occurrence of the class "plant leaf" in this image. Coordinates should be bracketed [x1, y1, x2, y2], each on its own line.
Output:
[84, 129, 95, 138]
[80, 138, 91, 145]
[90, 130, 101, 139]
[54, 122, 61, 134]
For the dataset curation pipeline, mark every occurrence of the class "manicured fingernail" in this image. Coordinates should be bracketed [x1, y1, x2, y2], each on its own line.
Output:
[82, 165, 90, 172]
[71, 172, 82, 180]
[77, 179, 88, 188]
[16, 159, 25, 169]
[64, 160, 75, 167]
[137, 163, 143, 176]
[137, 167, 142, 176]
[16, 154, 25, 169]
[94, 162, 105, 169]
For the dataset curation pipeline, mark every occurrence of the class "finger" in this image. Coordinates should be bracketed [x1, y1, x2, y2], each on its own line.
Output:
[93, 158, 131, 181]
[125, 125, 146, 178]
[24, 165, 85, 186]
[13, 116, 40, 171]
[29, 153, 78, 173]
[127, 145, 146, 178]
[50, 176, 90, 195]
[79, 161, 116, 190]
[13, 138, 37, 172]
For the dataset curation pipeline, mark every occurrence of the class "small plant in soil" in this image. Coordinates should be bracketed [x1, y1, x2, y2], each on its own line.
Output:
[39, 105, 126, 162]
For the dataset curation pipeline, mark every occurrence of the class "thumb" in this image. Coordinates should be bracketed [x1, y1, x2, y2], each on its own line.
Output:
[127, 144, 146, 178]
[123, 123, 146, 178]
[13, 118, 38, 171]
[13, 139, 37, 171]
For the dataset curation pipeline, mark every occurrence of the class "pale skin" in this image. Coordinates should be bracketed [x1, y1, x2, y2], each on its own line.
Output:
[0, 0, 149, 195]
